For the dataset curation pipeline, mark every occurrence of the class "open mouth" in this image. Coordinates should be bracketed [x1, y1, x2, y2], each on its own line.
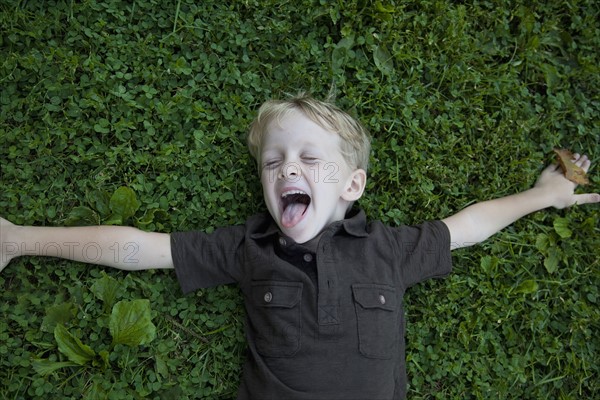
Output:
[281, 190, 311, 228]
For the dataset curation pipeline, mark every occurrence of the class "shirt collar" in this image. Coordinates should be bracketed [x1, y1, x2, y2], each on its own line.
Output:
[249, 208, 369, 240]
[338, 208, 369, 238]
[248, 213, 281, 240]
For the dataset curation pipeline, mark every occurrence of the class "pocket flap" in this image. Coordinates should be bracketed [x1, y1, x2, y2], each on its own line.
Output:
[352, 284, 396, 311]
[252, 281, 303, 308]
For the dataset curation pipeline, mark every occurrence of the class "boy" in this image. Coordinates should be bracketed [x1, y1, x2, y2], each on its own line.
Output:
[1, 94, 598, 399]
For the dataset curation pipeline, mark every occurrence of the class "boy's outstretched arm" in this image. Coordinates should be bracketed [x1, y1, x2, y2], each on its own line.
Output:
[442, 153, 600, 250]
[0, 217, 173, 272]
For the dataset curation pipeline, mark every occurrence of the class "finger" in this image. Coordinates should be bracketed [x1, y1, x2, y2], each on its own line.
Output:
[574, 154, 591, 171]
[581, 158, 591, 172]
[572, 193, 600, 206]
[544, 163, 561, 174]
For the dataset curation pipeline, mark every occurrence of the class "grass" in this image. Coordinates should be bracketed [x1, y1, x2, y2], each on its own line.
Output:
[1, 0, 598, 398]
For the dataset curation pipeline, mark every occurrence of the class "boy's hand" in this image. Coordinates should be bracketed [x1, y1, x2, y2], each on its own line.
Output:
[444, 152, 599, 250]
[534, 153, 600, 209]
[0, 217, 17, 272]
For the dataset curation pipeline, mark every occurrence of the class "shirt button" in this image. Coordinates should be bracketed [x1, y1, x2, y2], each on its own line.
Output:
[278, 237, 287, 246]
[303, 253, 313, 262]
[379, 294, 386, 305]
[264, 292, 273, 303]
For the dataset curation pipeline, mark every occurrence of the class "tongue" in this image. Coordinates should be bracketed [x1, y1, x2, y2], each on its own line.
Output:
[281, 202, 308, 228]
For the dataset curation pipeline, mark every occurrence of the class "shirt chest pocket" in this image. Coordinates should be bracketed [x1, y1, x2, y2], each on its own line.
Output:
[352, 283, 399, 359]
[250, 281, 303, 357]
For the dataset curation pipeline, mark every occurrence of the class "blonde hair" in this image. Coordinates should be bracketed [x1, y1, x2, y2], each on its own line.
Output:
[247, 93, 371, 172]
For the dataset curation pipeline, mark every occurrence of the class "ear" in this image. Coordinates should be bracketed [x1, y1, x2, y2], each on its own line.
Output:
[341, 169, 367, 202]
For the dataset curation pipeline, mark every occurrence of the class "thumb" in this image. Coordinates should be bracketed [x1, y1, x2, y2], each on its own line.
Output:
[572, 193, 600, 206]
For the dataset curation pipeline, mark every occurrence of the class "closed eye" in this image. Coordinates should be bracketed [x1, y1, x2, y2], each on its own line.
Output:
[263, 160, 282, 169]
[263, 160, 279, 169]
[301, 156, 319, 164]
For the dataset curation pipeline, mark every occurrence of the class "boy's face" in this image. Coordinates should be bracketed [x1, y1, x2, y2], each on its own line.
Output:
[260, 110, 366, 243]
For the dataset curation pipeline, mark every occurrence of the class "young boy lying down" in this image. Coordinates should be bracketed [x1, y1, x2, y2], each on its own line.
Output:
[1, 94, 598, 399]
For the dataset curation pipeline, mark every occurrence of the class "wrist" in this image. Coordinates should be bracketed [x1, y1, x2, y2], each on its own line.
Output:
[1, 222, 22, 266]
[527, 185, 559, 210]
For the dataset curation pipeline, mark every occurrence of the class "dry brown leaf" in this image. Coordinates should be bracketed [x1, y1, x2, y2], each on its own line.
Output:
[553, 148, 589, 185]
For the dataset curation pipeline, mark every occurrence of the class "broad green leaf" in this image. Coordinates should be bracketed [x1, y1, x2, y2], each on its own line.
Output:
[110, 299, 156, 346]
[518, 6, 535, 33]
[480, 255, 498, 274]
[457, 321, 471, 347]
[332, 46, 350, 72]
[137, 208, 169, 227]
[332, 36, 355, 73]
[91, 272, 122, 310]
[109, 186, 141, 223]
[155, 354, 169, 378]
[104, 214, 124, 226]
[32, 359, 79, 376]
[84, 381, 108, 400]
[329, 7, 340, 24]
[553, 217, 572, 239]
[93, 123, 110, 134]
[373, 45, 394, 76]
[41, 302, 76, 333]
[87, 189, 112, 216]
[337, 35, 355, 50]
[544, 248, 561, 274]
[514, 280, 539, 294]
[54, 324, 96, 365]
[541, 62, 560, 88]
[47, 205, 57, 219]
[220, 191, 234, 201]
[375, 1, 395, 13]
[535, 233, 549, 252]
[64, 206, 100, 226]
[93, 118, 110, 133]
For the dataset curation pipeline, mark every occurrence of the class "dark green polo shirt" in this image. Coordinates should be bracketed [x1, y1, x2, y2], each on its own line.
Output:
[171, 209, 452, 399]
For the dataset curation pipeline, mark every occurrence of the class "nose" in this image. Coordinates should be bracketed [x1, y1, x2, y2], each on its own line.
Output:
[278, 161, 302, 181]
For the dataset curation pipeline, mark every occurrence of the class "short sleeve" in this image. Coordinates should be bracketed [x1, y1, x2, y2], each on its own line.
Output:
[170, 225, 246, 294]
[388, 220, 452, 289]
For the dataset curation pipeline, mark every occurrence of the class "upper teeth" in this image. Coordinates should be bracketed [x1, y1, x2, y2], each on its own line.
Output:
[281, 190, 307, 198]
